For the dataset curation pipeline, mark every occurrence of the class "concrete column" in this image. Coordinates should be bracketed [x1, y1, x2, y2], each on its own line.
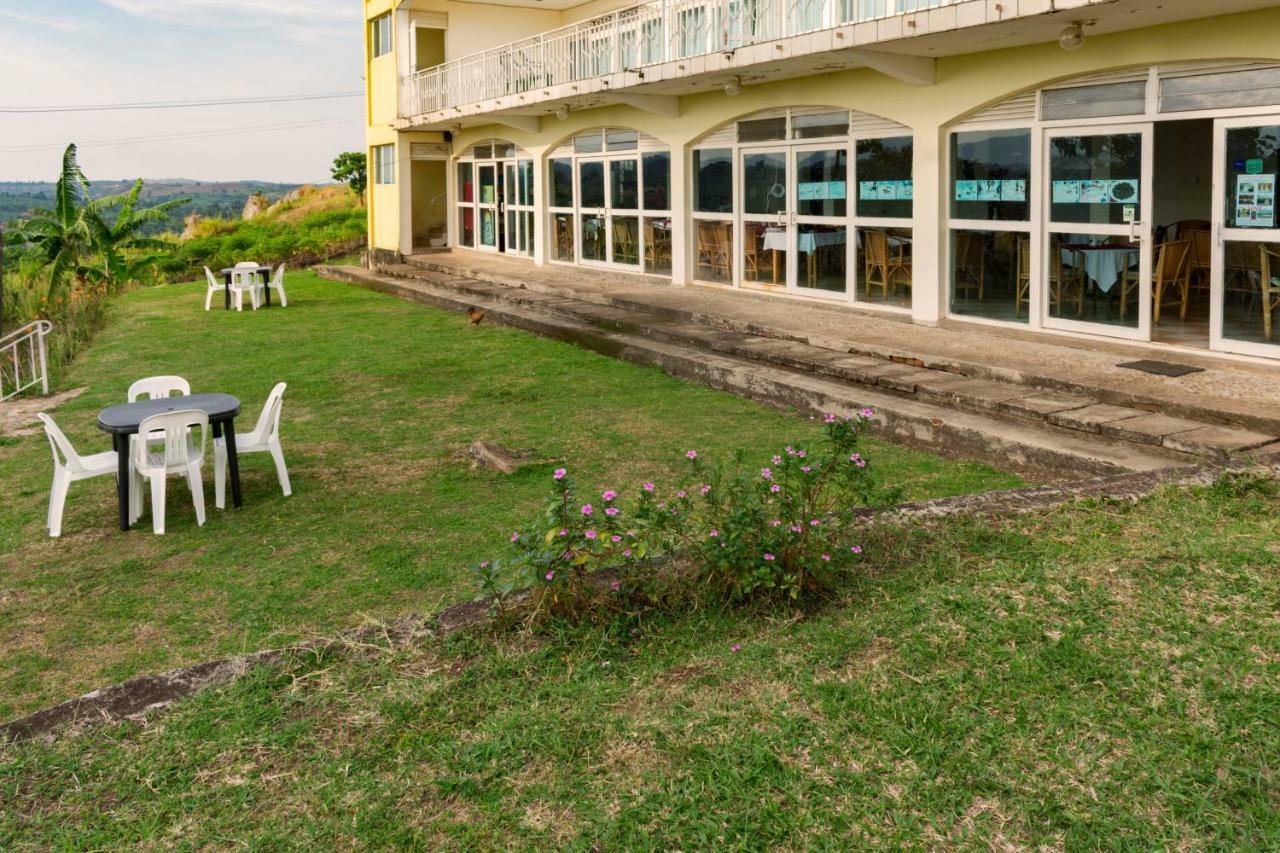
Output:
[670, 146, 689, 285]
[911, 124, 945, 326]
[532, 148, 547, 267]
[398, 137, 414, 258]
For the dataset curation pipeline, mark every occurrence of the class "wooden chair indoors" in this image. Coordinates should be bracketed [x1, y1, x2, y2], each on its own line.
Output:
[952, 232, 985, 302]
[1184, 228, 1212, 293]
[1118, 239, 1192, 324]
[1258, 244, 1280, 341]
[864, 230, 911, 302]
[742, 226, 762, 281]
[612, 219, 638, 266]
[1021, 239, 1086, 318]
[644, 220, 672, 273]
[712, 222, 733, 281]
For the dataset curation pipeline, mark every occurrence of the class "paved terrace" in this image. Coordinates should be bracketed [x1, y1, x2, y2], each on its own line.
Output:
[399, 251, 1280, 436]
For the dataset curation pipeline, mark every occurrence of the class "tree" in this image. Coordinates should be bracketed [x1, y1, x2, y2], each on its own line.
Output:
[90, 179, 190, 285]
[331, 152, 368, 205]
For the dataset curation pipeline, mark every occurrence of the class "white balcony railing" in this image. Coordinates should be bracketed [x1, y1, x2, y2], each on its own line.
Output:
[401, 0, 952, 117]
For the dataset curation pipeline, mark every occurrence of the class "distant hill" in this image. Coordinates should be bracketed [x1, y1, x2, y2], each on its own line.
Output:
[0, 179, 307, 235]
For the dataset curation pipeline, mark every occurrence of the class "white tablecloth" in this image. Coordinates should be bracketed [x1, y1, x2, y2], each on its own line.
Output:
[760, 229, 853, 253]
[1062, 246, 1138, 293]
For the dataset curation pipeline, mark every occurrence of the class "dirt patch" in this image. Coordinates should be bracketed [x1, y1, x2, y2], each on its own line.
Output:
[1, 387, 87, 437]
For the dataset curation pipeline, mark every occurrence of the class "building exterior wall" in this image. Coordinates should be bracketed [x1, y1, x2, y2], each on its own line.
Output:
[366, 4, 1280, 353]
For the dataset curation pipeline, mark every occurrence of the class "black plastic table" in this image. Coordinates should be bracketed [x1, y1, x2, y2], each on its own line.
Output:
[97, 393, 242, 531]
[220, 266, 274, 309]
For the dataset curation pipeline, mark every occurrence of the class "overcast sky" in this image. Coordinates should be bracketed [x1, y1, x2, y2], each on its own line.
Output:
[0, 0, 364, 183]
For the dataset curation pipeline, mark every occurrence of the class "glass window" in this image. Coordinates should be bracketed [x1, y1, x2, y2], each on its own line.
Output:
[552, 213, 575, 261]
[574, 132, 604, 154]
[370, 13, 392, 58]
[792, 111, 849, 140]
[738, 116, 787, 143]
[610, 159, 639, 210]
[644, 217, 673, 275]
[477, 165, 495, 204]
[457, 162, 474, 203]
[473, 144, 492, 160]
[858, 227, 913, 308]
[695, 220, 733, 283]
[606, 129, 639, 151]
[950, 129, 1031, 221]
[458, 207, 475, 247]
[1050, 233, 1139, 329]
[742, 151, 787, 216]
[676, 6, 708, 58]
[550, 158, 573, 207]
[1223, 126, 1279, 229]
[579, 160, 605, 209]
[373, 144, 395, 185]
[949, 230, 1024, 323]
[694, 148, 733, 213]
[1041, 81, 1147, 121]
[856, 136, 913, 218]
[798, 224, 847, 293]
[795, 148, 846, 218]
[1222, 241, 1280, 344]
[1161, 67, 1280, 113]
[518, 160, 534, 206]
[1048, 132, 1141, 225]
[643, 152, 670, 210]
[496, 143, 516, 158]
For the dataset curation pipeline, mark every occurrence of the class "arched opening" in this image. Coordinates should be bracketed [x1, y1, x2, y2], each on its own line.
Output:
[454, 139, 535, 256]
[945, 61, 1280, 358]
[689, 106, 914, 309]
[546, 127, 673, 276]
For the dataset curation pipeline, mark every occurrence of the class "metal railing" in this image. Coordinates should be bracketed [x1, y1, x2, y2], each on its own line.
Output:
[401, 0, 952, 116]
[0, 320, 52, 401]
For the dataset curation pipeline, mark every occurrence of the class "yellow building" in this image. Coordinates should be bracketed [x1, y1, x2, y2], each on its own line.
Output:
[364, 0, 1280, 360]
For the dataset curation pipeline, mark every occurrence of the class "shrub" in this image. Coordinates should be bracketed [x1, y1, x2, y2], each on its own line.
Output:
[472, 411, 896, 621]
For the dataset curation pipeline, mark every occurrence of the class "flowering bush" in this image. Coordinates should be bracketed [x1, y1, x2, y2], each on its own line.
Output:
[470, 410, 895, 617]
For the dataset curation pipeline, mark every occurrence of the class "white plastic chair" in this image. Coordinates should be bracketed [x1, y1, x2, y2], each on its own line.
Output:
[131, 409, 208, 535]
[229, 269, 261, 311]
[203, 266, 226, 311]
[38, 413, 119, 538]
[215, 382, 290, 509]
[267, 264, 287, 307]
[128, 375, 190, 402]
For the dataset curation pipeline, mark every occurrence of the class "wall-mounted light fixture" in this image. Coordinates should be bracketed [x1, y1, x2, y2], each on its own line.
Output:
[724, 76, 742, 97]
[555, 104, 570, 120]
[1058, 22, 1085, 51]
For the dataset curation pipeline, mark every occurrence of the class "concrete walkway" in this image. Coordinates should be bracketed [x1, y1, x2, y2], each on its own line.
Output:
[403, 251, 1280, 435]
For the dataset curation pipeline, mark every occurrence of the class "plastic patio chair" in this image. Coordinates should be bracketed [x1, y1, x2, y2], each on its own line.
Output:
[214, 382, 291, 509]
[130, 409, 209, 535]
[267, 264, 288, 307]
[229, 268, 262, 311]
[128, 375, 190, 402]
[203, 266, 227, 311]
[37, 413, 119, 538]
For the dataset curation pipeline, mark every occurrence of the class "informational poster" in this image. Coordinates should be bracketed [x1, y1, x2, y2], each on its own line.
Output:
[1051, 179, 1139, 205]
[481, 185, 495, 204]
[1235, 174, 1276, 228]
[798, 181, 848, 201]
[954, 179, 1023, 202]
[859, 180, 912, 201]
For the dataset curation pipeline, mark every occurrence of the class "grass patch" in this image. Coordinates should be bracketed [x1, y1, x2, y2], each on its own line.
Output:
[2, 479, 1277, 847]
[0, 271, 1020, 719]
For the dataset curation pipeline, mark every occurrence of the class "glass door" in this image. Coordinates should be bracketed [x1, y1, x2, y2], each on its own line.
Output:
[502, 161, 519, 256]
[792, 144, 849, 295]
[1043, 125, 1152, 341]
[516, 159, 534, 258]
[607, 156, 641, 268]
[1211, 118, 1280, 357]
[476, 163, 499, 251]
[740, 148, 790, 289]
[577, 158, 607, 264]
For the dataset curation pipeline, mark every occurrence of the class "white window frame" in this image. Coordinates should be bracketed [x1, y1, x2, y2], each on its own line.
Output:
[373, 143, 396, 185]
[370, 13, 392, 59]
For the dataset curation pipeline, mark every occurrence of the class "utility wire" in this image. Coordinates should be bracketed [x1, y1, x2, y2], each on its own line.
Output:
[0, 116, 360, 153]
[0, 92, 364, 114]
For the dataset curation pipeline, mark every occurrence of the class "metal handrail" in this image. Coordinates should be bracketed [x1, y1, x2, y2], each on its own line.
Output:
[0, 319, 52, 401]
[401, 0, 953, 116]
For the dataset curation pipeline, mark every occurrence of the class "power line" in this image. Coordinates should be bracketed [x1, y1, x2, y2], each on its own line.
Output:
[0, 92, 364, 114]
[0, 116, 361, 153]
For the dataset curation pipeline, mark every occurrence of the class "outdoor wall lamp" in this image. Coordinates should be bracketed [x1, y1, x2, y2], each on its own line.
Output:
[555, 104, 570, 120]
[724, 76, 742, 97]
[1058, 22, 1085, 51]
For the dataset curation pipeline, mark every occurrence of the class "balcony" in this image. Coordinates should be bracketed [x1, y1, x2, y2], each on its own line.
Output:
[399, 0, 977, 126]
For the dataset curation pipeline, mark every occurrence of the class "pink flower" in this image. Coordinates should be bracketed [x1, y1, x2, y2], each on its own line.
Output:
[709, 529, 720, 538]
[791, 523, 803, 533]
[545, 570, 555, 581]
[770, 484, 781, 493]
[801, 465, 812, 473]
[810, 519, 821, 526]
[772, 455, 782, 465]
[643, 482, 655, 492]
[623, 548, 632, 557]
[605, 507, 620, 517]
[700, 484, 711, 495]
[611, 534, 622, 543]
[770, 519, 782, 527]
[850, 545, 863, 554]
[581, 504, 594, 516]
[585, 529, 598, 540]
[763, 553, 776, 561]
[731, 643, 741, 653]
[676, 490, 686, 498]
[861, 407, 875, 418]
[785, 446, 794, 455]
[559, 528, 568, 537]
[602, 489, 617, 501]
[797, 450, 806, 459]
[823, 413, 836, 423]
[761, 468, 772, 480]
[610, 580, 621, 591]
[553, 468, 567, 480]
[511, 532, 519, 542]
[821, 553, 831, 562]
[686, 450, 698, 460]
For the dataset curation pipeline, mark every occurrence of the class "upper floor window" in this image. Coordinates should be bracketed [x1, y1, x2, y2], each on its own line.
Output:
[373, 144, 396, 185]
[370, 13, 392, 58]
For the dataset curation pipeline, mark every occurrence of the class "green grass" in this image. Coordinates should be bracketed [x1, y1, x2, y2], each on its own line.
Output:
[2, 476, 1277, 848]
[0, 271, 1020, 720]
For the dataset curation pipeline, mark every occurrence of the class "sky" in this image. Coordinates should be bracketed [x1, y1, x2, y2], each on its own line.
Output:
[0, 0, 365, 183]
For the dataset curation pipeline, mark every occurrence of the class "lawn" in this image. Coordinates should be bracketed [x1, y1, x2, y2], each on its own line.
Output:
[0, 271, 1021, 720]
[2, 475, 1277, 848]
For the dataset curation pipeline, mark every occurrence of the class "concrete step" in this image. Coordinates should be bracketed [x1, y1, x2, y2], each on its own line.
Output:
[375, 262, 1279, 465]
[398, 253, 1280, 437]
[317, 264, 1197, 479]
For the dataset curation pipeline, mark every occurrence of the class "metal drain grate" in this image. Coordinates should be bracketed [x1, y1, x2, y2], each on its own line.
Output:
[1116, 360, 1205, 377]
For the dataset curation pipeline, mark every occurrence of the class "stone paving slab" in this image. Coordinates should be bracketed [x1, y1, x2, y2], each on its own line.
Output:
[1047, 403, 1150, 434]
[999, 393, 1096, 418]
[1162, 425, 1279, 457]
[1102, 414, 1208, 446]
